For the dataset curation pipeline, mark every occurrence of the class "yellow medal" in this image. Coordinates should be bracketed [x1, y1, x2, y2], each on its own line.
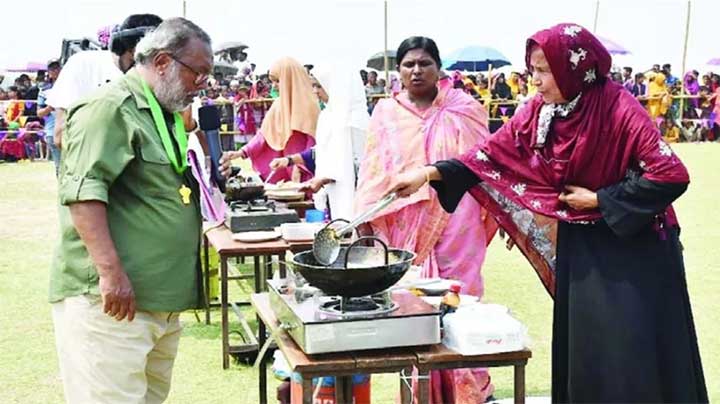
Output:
[179, 185, 192, 205]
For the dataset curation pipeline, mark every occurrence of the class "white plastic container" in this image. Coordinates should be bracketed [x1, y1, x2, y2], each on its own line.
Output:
[442, 303, 529, 355]
[280, 222, 323, 241]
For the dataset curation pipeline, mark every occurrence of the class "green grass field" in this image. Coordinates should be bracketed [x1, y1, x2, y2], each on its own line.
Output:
[1, 143, 718, 403]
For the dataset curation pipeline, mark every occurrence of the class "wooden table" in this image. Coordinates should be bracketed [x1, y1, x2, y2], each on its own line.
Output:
[252, 293, 532, 404]
[203, 225, 312, 368]
[285, 200, 315, 219]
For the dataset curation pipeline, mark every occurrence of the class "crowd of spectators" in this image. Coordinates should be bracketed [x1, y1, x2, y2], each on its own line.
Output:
[3, 57, 720, 165]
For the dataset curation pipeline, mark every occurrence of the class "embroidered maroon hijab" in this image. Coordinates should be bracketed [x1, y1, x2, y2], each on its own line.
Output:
[458, 23, 689, 296]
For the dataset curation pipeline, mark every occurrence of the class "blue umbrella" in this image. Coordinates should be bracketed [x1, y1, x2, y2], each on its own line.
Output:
[442, 46, 510, 71]
[597, 35, 631, 56]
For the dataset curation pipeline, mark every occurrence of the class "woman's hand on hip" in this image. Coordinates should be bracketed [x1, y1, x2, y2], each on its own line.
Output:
[558, 185, 598, 211]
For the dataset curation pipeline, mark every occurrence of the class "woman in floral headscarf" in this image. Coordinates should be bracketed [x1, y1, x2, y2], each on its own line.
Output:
[391, 23, 707, 403]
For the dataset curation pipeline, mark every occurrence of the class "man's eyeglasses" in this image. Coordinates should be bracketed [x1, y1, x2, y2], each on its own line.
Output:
[170, 54, 210, 85]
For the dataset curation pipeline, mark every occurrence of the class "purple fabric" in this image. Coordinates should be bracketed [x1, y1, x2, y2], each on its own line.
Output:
[623, 79, 635, 93]
[299, 148, 315, 173]
[187, 149, 225, 222]
[684, 72, 700, 109]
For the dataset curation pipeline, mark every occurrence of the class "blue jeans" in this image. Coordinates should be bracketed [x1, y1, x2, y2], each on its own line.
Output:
[47, 136, 61, 177]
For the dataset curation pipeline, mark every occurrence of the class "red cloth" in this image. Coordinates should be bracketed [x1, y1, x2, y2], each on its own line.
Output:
[461, 23, 688, 223]
[457, 23, 689, 296]
[0, 139, 25, 159]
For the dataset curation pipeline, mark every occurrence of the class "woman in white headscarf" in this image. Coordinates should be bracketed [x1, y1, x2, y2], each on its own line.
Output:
[285, 64, 369, 220]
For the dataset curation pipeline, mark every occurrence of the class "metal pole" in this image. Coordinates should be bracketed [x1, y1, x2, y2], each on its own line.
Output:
[679, 0, 691, 122]
[592, 0, 600, 33]
[183, 0, 187, 18]
[383, 0, 389, 92]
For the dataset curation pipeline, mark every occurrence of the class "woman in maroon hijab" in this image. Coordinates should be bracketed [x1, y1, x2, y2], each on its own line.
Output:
[390, 23, 707, 403]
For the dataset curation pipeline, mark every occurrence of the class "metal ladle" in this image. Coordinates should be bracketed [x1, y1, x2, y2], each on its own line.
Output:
[312, 192, 398, 265]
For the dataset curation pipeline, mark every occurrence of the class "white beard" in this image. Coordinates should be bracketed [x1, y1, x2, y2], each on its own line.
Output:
[154, 63, 191, 112]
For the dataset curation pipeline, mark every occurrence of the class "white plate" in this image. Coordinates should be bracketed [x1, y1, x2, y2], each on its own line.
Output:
[265, 181, 303, 192]
[232, 230, 281, 243]
[266, 191, 305, 201]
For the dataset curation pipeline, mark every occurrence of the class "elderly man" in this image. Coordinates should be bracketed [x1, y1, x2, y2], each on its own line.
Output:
[50, 18, 212, 404]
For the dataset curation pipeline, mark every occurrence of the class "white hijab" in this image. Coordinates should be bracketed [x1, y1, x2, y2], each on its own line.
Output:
[312, 64, 370, 220]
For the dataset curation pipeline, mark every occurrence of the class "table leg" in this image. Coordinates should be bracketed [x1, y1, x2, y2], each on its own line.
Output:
[258, 315, 267, 404]
[514, 363, 526, 404]
[399, 368, 413, 404]
[416, 369, 430, 404]
[335, 376, 353, 404]
[279, 253, 287, 278]
[301, 376, 313, 404]
[254, 255, 262, 293]
[203, 234, 211, 325]
[221, 256, 229, 369]
[264, 254, 272, 290]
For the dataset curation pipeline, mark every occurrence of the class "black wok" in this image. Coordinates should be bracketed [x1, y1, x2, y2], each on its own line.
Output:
[225, 176, 265, 201]
[291, 237, 416, 297]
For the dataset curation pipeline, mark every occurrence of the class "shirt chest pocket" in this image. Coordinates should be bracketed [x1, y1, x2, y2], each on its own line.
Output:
[139, 143, 171, 165]
[134, 144, 179, 197]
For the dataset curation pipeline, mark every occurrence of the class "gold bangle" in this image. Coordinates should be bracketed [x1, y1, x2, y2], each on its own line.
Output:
[424, 167, 431, 184]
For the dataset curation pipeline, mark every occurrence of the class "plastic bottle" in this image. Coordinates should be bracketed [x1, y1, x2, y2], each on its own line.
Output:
[439, 284, 461, 316]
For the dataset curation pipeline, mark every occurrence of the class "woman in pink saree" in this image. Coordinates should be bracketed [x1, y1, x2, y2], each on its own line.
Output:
[225, 57, 319, 183]
[354, 36, 497, 403]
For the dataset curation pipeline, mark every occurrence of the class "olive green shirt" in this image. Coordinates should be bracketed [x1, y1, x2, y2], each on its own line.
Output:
[50, 70, 203, 312]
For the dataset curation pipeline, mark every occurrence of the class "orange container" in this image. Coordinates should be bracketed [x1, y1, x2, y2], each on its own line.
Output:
[290, 374, 370, 404]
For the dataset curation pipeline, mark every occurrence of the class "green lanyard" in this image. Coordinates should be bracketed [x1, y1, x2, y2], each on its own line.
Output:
[141, 79, 188, 174]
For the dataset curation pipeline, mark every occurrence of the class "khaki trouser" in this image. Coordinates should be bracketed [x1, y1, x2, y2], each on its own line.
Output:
[52, 295, 182, 404]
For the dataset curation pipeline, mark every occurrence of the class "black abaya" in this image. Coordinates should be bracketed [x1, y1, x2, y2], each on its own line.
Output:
[431, 159, 708, 403]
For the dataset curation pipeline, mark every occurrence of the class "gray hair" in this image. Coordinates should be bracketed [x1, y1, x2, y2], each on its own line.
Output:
[134, 18, 211, 65]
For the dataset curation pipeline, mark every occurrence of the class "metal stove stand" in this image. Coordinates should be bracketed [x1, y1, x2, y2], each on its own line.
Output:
[252, 293, 532, 404]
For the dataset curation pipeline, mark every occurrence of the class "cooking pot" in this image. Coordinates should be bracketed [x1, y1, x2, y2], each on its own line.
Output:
[225, 175, 265, 201]
[291, 236, 416, 297]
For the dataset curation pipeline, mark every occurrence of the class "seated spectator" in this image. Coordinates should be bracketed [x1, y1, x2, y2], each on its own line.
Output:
[660, 116, 680, 143]
[679, 120, 703, 142]
[0, 122, 24, 161]
[476, 78, 490, 101]
[516, 84, 532, 111]
[491, 73, 513, 100]
[4, 86, 24, 123]
[0, 89, 7, 118]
